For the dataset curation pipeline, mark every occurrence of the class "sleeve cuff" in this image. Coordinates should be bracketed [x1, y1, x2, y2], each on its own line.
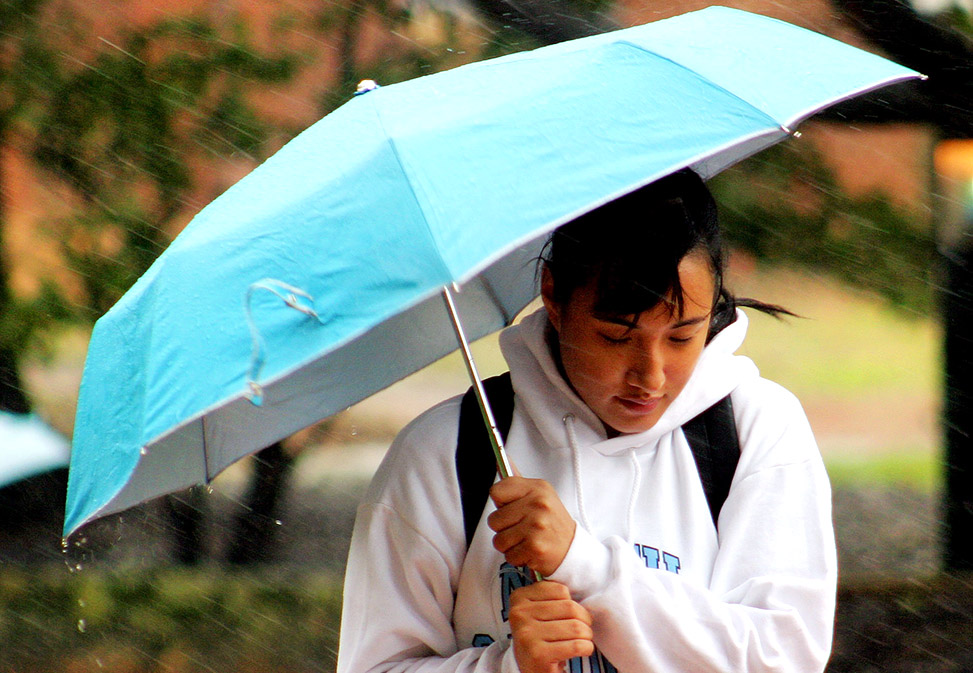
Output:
[500, 638, 520, 673]
[547, 525, 612, 601]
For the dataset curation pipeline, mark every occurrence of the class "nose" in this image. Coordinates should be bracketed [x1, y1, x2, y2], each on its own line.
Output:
[626, 342, 664, 393]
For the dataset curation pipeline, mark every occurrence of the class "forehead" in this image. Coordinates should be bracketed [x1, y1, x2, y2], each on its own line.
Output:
[585, 253, 715, 325]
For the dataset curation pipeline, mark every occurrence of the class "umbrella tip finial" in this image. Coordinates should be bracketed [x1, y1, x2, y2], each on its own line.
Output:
[355, 79, 380, 96]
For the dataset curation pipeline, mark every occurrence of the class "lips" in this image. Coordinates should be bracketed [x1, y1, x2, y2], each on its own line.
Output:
[617, 396, 662, 414]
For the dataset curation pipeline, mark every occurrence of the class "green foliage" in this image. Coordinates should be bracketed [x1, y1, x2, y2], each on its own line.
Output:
[940, 3, 973, 36]
[26, 14, 299, 323]
[710, 141, 938, 316]
[0, 566, 343, 673]
[312, 1, 482, 113]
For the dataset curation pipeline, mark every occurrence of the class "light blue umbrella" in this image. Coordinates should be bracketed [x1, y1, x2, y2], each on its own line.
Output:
[0, 411, 70, 490]
[64, 6, 921, 535]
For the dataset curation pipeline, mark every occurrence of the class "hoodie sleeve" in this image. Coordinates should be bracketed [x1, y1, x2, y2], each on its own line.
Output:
[548, 381, 837, 673]
[336, 399, 520, 673]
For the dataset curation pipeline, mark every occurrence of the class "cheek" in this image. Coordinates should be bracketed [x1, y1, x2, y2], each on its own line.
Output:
[667, 345, 706, 386]
[560, 337, 623, 393]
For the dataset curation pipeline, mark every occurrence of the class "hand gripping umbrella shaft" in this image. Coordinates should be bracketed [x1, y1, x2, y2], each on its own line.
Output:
[444, 286, 543, 581]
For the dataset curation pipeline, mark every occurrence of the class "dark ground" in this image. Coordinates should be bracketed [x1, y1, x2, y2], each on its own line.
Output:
[2, 473, 972, 673]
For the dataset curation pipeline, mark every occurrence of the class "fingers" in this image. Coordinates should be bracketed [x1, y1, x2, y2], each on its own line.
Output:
[489, 475, 535, 507]
[511, 582, 593, 625]
[509, 582, 595, 673]
[492, 532, 564, 573]
[488, 477, 576, 577]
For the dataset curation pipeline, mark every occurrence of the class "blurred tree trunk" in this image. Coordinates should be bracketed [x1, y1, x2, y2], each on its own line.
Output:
[0, 120, 32, 415]
[465, 0, 614, 44]
[826, 0, 973, 136]
[226, 442, 294, 565]
[943, 238, 973, 572]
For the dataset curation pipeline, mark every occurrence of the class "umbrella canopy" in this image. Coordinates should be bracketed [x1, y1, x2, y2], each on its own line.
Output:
[0, 412, 70, 491]
[64, 6, 921, 535]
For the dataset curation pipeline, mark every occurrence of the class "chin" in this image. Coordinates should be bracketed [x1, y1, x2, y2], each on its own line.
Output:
[605, 415, 660, 436]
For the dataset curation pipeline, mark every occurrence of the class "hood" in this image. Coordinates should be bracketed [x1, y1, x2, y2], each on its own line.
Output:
[499, 307, 758, 456]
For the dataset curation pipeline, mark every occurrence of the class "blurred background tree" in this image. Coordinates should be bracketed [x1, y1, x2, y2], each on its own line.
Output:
[710, 142, 937, 315]
[0, 0, 538, 563]
[0, 0, 300, 415]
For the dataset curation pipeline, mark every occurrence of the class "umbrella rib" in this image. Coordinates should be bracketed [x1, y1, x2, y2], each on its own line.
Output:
[612, 39, 790, 129]
[366, 95, 456, 282]
[201, 415, 212, 483]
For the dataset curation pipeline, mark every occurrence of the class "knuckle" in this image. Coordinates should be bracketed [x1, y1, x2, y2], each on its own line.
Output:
[576, 640, 595, 657]
[569, 620, 591, 639]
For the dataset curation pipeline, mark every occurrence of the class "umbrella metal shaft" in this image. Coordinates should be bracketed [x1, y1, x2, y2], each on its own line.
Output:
[444, 286, 544, 582]
[442, 285, 514, 480]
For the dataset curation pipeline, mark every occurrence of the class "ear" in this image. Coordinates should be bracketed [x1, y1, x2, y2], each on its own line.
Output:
[540, 266, 562, 333]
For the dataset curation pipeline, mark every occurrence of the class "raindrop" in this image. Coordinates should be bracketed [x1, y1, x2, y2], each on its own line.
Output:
[77, 619, 86, 633]
[95, 659, 104, 669]
[140, 446, 147, 455]
[61, 538, 68, 552]
[78, 598, 86, 608]
[275, 519, 283, 526]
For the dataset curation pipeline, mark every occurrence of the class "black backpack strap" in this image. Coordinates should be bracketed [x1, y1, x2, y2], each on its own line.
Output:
[456, 372, 514, 549]
[681, 395, 740, 530]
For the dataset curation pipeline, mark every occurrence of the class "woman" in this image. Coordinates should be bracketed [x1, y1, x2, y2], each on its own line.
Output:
[337, 170, 837, 673]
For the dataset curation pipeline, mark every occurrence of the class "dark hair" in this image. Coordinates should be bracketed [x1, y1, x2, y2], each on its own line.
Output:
[541, 169, 791, 340]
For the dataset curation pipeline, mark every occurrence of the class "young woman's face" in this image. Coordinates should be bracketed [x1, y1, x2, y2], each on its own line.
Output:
[542, 253, 715, 436]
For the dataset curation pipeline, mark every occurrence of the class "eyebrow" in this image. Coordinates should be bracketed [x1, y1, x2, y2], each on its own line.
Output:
[671, 315, 708, 329]
[594, 314, 640, 329]
[593, 313, 709, 330]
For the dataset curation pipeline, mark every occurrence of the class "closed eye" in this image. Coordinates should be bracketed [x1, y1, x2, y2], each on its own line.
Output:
[600, 333, 631, 345]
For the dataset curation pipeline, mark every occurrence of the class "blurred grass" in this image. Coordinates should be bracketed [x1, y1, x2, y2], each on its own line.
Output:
[727, 261, 940, 399]
[726, 261, 942, 492]
[0, 566, 343, 673]
[825, 450, 939, 492]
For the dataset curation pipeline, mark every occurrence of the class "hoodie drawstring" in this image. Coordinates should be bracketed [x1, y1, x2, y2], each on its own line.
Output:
[564, 414, 594, 534]
[563, 414, 642, 543]
[627, 449, 642, 543]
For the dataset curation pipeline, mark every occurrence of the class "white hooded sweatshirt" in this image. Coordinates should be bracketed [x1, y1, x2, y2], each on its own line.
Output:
[337, 308, 837, 673]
